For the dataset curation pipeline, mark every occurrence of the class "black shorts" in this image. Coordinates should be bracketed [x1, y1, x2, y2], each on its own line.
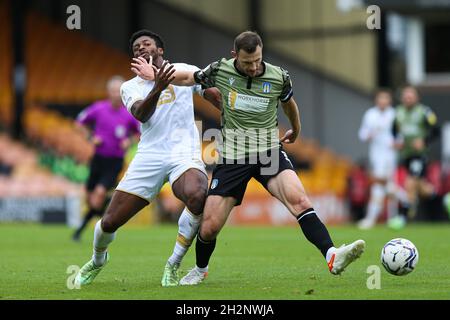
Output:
[86, 154, 124, 191]
[208, 147, 294, 206]
[402, 155, 428, 178]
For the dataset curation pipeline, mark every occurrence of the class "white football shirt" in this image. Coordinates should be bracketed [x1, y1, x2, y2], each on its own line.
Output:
[120, 63, 203, 159]
[359, 106, 397, 177]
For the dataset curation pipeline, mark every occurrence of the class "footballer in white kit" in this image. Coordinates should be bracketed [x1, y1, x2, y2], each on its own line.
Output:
[74, 30, 221, 288]
[117, 62, 206, 201]
[359, 101, 397, 180]
[358, 89, 405, 229]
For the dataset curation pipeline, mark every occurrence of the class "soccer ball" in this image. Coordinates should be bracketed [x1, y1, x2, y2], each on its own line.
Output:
[381, 238, 419, 276]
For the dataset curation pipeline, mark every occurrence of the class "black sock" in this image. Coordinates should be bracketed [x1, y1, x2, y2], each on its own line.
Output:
[75, 208, 101, 235]
[297, 208, 334, 258]
[195, 233, 216, 269]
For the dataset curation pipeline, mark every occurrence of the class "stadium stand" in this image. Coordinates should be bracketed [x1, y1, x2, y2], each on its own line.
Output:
[0, 0, 13, 126]
[0, 133, 82, 197]
[25, 12, 132, 104]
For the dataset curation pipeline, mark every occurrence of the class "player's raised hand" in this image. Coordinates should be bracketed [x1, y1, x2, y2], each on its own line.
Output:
[152, 60, 176, 92]
[131, 55, 155, 80]
[280, 129, 297, 144]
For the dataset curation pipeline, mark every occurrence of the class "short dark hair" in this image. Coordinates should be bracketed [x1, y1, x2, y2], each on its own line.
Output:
[374, 87, 392, 98]
[402, 85, 418, 94]
[129, 29, 164, 54]
[233, 31, 263, 54]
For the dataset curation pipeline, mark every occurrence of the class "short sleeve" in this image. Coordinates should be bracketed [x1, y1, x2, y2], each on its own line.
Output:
[424, 106, 437, 126]
[279, 67, 293, 103]
[193, 60, 222, 88]
[120, 80, 144, 113]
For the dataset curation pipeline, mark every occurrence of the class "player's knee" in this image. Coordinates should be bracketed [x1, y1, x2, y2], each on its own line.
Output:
[370, 184, 385, 202]
[289, 193, 313, 213]
[101, 216, 118, 233]
[90, 189, 107, 210]
[186, 188, 207, 215]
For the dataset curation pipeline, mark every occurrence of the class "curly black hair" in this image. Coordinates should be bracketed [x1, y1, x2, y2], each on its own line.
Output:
[129, 29, 164, 55]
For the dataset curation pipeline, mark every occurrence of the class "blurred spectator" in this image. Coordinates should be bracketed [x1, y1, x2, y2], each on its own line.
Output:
[72, 76, 140, 241]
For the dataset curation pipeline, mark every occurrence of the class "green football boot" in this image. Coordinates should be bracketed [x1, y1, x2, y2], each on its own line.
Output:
[161, 261, 180, 287]
[74, 253, 109, 287]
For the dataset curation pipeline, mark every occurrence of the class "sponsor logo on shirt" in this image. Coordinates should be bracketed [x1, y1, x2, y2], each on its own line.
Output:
[157, 85, 176, 107]
[228, 91, 270, 112]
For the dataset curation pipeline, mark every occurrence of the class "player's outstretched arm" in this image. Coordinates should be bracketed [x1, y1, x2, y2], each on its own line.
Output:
[131, 56, 196, 86]
[280, 98, 301, 144]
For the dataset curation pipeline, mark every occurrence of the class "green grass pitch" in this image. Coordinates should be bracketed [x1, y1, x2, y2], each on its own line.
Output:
[0, 223, 449, 300]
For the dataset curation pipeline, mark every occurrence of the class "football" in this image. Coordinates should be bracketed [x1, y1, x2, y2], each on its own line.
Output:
[381, 238, 419, 276]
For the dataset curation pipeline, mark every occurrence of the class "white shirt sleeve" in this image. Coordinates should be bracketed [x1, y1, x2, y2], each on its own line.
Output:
[120, 80, 145, 114]
[358, 110, 372, 142]
[173, 63, 203, 94]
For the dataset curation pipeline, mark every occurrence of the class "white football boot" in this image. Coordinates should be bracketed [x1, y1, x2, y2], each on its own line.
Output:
[328, 240, 366, 275]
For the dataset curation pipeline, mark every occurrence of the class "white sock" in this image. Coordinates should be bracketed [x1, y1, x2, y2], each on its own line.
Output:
[365, 184, 385, 223]
[366, 201, 382, 223]
[168, 208, 202, 266]
[92, 220, 116, 266]
[386, 197, 398, 220]
[195, 265, 208, 273]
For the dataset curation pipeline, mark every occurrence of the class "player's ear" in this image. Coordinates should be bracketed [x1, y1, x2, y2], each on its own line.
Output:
[231, 50, 237, 58]
[158, 47, 164, 56]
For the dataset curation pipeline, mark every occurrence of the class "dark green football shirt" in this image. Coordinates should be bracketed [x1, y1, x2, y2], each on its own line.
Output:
[195, 58, 293, 159]
[394, 104, 437, 159]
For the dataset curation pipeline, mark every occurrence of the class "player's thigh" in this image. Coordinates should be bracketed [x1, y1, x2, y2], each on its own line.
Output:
[372, 157, 395, 184]
[101, 190, 149, 232]
[200, 195, 236, 239]
[266, 169, 313, 216]
[404, 176, 420, 201]
[418, 179, 434, 197]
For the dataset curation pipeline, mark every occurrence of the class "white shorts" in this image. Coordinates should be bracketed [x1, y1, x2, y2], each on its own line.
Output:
[370, 152, 397, 180]
[116, 151, 206, 202]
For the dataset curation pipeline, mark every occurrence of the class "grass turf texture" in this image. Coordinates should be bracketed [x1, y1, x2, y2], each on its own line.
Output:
[0, 223, 449, 300]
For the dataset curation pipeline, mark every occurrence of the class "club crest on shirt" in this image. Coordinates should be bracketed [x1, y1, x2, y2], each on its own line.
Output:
[211, 178, 219, 189]
[262, 82, 271, 93]
[229, 77, 235, 86]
